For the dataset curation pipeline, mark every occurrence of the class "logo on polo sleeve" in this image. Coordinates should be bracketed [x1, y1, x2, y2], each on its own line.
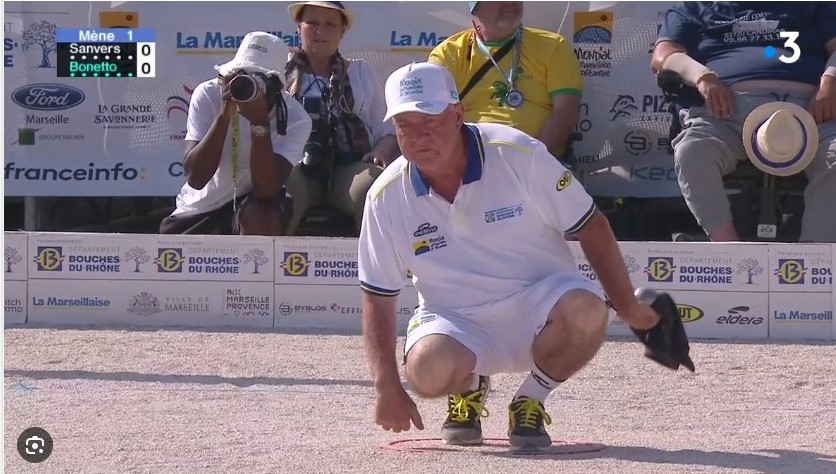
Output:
[556, 171, 572, 191]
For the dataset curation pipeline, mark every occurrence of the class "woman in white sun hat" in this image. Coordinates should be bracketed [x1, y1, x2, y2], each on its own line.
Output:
[652, 2, 836, 243]
[282, 1, 400, 237]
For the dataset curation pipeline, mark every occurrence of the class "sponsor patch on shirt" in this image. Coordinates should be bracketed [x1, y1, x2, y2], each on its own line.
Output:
[484, 203, 524, 223]
[413, 222, 438, 237]
[412, 235, 448, 256]
[556, 171, 572, 191]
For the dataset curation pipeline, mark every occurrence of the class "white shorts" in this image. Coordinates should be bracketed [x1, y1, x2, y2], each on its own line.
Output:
[404, 272, 604, 376]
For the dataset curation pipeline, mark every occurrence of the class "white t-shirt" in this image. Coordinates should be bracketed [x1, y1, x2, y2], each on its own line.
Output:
[171, 77, 312, 217]
[296, 58, 394, 147]
[358, 123, 595, 313]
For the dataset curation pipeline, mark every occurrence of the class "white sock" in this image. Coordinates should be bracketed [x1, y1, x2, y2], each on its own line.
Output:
[513, 365, 563, 403]
[465, 373, 480, 392]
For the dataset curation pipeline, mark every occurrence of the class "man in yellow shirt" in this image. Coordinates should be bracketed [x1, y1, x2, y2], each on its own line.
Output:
[429, 1, 583, 161]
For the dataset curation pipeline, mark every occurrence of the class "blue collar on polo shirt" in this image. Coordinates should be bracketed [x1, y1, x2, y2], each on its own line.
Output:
[408, 124, 485, 197]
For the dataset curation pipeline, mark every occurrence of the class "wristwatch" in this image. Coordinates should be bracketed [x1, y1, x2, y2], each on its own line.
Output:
[250, 122, 270, 137]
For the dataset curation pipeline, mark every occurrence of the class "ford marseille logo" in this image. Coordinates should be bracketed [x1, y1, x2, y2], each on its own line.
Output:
[12, 84, 85, 111]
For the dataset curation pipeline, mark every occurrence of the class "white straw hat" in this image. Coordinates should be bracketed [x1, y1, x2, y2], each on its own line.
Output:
[742, 101, 819, 177]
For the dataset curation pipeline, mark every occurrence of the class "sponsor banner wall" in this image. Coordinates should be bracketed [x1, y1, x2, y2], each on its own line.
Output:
[154, 235, 274, 281]
[630, 243, 769, 292]
[4, 1, 683, 198]
[568, 241, 769, 293]
[28, 232, 273, 281]
[5, 232, 29, 324]
[4, 280, 28, 325]
[568, 241, 647, 290]
[274, 237, 359, 286]
[4, 231, 28, 280]
[274, 284, 418, 334]
[8, 233, 836, 338]
[768, 244, 832, 293]
[27, 279, 273, 328]
[665, 290, 768, 340]
[768, 293, 833, 341]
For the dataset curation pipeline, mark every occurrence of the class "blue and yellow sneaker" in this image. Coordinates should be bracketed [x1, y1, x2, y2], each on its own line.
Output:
[508, 396, 552, 451]
[440, 375, 490, 445]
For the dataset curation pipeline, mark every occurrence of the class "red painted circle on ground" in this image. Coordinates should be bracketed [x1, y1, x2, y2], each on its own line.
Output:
[382, 437, 606, 456]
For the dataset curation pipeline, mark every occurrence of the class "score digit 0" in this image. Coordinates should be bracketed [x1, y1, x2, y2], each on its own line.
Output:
[137, 41, 155, 77]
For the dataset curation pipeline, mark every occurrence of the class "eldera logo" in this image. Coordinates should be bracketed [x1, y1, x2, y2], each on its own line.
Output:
[716, 306, 763, 325]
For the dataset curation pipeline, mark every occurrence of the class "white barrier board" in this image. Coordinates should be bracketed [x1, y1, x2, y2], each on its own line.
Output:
[5, 232, 836, 340]
[27, 279, 274, 328]
[273, 284, 418, 334]
[4, 280, 28, 326]
[28, 233, 274, 282]
[768, 244, 833, 293]
[768, 293, 833, 341]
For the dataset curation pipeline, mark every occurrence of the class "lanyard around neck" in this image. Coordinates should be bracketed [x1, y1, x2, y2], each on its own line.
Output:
[474, 26, 521, 90]
[231, 114, 240, 211]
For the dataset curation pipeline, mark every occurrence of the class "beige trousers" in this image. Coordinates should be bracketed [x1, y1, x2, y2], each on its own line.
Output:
[284, 161, 383, 236]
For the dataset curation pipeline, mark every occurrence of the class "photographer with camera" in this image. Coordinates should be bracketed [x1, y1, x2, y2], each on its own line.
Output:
[282, 1, 400, 237]
[160, 32, 312, 235]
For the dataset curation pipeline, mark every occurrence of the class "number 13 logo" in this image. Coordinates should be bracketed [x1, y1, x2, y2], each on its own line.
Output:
[778, 31, 800, 64]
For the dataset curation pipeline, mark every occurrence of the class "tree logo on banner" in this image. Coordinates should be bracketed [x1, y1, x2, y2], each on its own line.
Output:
[737, 258, 764, 285]
[5, 247, 23, 273]
[22, 20, 57, 68]
[124, 247, 151, 273]
[243, 248, 269, 274]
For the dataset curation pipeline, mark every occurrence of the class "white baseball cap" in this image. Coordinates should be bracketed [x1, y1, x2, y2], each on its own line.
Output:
[742, 101, 819, 177]
[383, 62, 460, 121]
[214, 31, 289, 78]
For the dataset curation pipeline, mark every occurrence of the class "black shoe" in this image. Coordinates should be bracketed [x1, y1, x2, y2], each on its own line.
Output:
[440, 375, 490, 445]
[507, 396, 552, 451]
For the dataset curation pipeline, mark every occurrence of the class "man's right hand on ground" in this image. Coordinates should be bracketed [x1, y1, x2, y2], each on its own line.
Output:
[374, 384, 424, 433]
[697, 74, 735, 119]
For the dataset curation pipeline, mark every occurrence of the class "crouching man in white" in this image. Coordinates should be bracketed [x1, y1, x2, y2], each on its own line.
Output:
[358, 62, 660, 451]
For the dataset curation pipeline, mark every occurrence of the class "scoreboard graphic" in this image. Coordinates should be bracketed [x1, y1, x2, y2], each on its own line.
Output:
[55, 28, 155, 78]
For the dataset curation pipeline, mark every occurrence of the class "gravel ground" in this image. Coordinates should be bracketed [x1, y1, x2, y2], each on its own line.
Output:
[5, 328, 836, 474]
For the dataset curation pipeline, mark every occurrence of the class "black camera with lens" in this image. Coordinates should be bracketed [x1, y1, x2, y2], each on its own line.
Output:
[300, 96, 335, 177]
[228, 70, 280, 103]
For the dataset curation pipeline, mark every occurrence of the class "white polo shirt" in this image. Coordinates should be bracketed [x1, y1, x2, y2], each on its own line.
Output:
[171, 77, 312, 217]
[358, 122, 596, 312]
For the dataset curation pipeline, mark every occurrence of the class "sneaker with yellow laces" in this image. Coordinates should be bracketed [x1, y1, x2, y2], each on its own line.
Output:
[440, 375, 490, 445]
[507, 396, 552, 451]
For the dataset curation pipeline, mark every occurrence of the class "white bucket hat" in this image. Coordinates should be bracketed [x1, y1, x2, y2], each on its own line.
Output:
[383, 62, 460, 121]
[214, 31, 289, 78]
[742, 101, 819, 177]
